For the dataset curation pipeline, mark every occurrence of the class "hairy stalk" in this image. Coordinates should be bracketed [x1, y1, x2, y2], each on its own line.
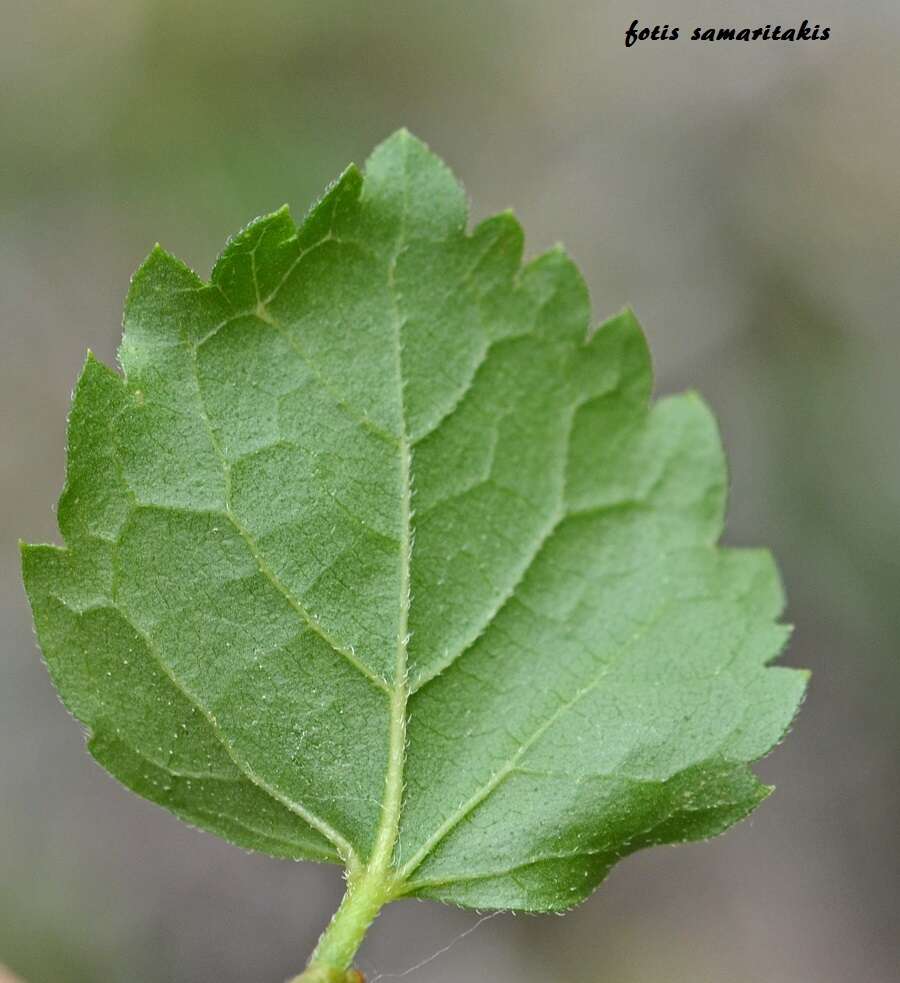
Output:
[289, 865, 400, 982]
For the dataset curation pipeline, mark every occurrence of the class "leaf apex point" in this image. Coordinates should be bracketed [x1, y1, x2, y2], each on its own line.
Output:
[386, 126, 429, 153]
[680, 388, 707, 406]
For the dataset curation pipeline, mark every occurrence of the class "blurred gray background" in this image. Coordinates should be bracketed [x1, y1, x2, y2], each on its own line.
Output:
[3, 1, 898, 981]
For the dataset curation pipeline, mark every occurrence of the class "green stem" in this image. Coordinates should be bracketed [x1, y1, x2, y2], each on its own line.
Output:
[290, 868, 396, 982]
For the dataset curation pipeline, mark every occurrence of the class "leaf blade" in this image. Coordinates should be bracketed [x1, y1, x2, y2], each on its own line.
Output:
[22, 131, 807, 917]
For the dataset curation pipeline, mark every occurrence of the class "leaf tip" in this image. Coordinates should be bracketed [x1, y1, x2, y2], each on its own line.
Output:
[130, 241, 201, 292]
[613, 303, 642, 332]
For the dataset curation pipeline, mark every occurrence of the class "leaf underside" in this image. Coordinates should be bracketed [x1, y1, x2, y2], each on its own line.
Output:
[22, 130, 806, 913]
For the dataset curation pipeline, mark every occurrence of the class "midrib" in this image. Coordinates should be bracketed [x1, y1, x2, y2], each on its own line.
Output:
[366, 433, 411, 879]
[366, 184, 413, 882]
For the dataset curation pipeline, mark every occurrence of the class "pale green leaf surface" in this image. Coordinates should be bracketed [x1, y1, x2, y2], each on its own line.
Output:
[22, 130, 806, 911]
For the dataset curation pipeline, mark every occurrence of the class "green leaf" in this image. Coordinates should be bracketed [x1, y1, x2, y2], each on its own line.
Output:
[22, 130, 806, 921]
